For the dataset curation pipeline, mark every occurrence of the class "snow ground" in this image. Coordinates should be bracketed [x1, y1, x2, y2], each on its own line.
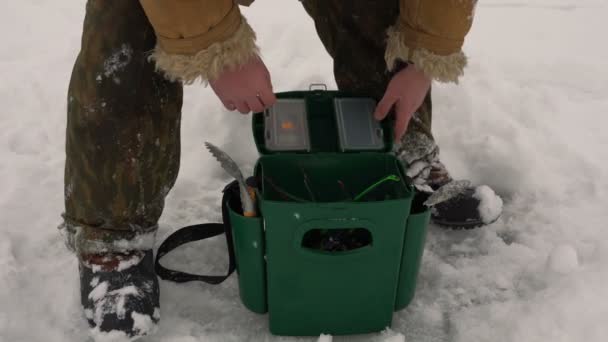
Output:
[1, 0, 608, 341]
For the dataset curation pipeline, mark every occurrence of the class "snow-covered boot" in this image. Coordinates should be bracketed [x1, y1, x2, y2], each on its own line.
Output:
[79, 249, 160, 341]
[425, 162, 503, 229]
[396, 132, 503, 229]
[429, 183, 503, 229]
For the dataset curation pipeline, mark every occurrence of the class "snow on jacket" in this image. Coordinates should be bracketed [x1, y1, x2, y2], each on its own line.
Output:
[139, 0, 476, 84]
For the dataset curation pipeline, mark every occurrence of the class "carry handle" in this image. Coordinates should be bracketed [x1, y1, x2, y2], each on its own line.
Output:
[154, 181, 240, 284]
[309, 83, 328, 91]
[155, 223, 233, 284]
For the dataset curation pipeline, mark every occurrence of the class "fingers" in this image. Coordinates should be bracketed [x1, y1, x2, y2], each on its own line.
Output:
[223, 89, 275, 114]
[374, 94, 396, 121]
[255, 72, 276, 109]
[222, 100, 236, 111]
[372, 91, 411, 141]
[211, 56, 277, 115]
[222, 78, 275, 114]
[247, 96, 265, 113]
[240, 85, 276, 114]
[235, 101, 250, 114]
[394, 100, 414, 141]
[249, 77, 275, 112]
[258, 87, 277, 108]
[263, 67, 273, 86]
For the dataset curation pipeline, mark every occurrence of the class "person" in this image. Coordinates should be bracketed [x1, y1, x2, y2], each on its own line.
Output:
[63, 0, 486, 339]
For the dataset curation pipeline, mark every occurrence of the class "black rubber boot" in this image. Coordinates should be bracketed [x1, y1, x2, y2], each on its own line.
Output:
[425, 163, 502, 229]
[79, 250, 160, 341]
[431, 187, 494, 229]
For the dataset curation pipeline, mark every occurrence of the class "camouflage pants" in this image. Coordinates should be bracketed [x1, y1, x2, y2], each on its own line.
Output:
[64, 0, 434, 251]
[301, 0, 433, 140]
[64, 0, 183, 252]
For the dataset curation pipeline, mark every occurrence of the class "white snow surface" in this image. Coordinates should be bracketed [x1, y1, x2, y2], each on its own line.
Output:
[317, 334, 332, 342]
[382, 333, 406, 342]
[547, 244, 580, 274]
[1, 0, 608, 341]
[89, 327, 140, 342]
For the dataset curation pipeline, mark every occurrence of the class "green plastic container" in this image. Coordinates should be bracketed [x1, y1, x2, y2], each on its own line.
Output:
[229, 90, 430, 336]
[228, 205, 267, 314]
[394, 192, 431, 311]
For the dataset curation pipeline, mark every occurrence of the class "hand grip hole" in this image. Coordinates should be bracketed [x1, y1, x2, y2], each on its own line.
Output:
[301, 228, 372, 252]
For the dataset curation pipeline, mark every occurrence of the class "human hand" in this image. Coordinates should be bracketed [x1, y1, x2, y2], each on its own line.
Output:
[210, 56, 276, 114]
[373, 65, 431, 141]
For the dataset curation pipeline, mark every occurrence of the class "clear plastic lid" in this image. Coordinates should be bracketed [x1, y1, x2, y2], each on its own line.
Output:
[334, 98, 384, 151]
[264, 99, 311, 152]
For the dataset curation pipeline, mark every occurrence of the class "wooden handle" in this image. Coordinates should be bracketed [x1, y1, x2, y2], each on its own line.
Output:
[243, 186, 257, 217]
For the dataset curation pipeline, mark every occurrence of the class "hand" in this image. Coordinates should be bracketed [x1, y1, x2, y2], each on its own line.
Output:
[373, 65, 431, 141]
[210, 56, 277, 114]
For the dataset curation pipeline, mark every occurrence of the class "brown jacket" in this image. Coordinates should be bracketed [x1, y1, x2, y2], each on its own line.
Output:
[140, 0, 476, 84]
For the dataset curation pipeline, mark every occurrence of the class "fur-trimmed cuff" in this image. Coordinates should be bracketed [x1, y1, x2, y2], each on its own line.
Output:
[385, 26, 467, 84]
[148, 17, 259, 84]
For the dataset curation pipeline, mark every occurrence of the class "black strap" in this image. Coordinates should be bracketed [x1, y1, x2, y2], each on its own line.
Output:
[155, 182, 238, 284]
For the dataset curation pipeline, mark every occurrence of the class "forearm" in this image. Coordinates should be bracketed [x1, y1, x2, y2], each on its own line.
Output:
[139, 0, 259, 84]
[386, 0, 477, 83]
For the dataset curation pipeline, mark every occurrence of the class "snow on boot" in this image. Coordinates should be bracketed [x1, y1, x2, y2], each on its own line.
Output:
[79, 250, 160, 341]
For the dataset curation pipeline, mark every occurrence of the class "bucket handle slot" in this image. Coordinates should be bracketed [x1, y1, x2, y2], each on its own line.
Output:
[301, 228, 373, 253]
[294, 219, 376, 259]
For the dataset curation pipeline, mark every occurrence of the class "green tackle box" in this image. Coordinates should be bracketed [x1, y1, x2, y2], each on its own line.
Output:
[228, 90, 430, 336]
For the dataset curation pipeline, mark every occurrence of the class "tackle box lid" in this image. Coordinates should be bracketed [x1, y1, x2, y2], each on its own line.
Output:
[252, 90, 395, 155]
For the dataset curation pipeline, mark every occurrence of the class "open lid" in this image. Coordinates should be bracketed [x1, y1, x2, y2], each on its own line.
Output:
[252, 90, 394, 154]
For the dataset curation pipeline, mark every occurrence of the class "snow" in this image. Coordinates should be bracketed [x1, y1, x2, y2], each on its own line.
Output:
[405, 159, 430, 180]
[116, 253, 144, 272]
[424, 180, 472, 206]
[382, 333, 406, 342]
[317, 333, 332, 342]
[131, 311, 158, 337]
[87, 283, 144, 335]
[110, 286, 142, 320]
[1, 0, 608, 342]
[473, 185, 503, 224]
[90, 276, 100, 287]
[547, 244, 579, 274]
[109, 231, 157, 252]
[89, 327, 136, 342]
[89, 281, 110, 302]
[384, 336, 405, 342]
[102, 44, 133, 84]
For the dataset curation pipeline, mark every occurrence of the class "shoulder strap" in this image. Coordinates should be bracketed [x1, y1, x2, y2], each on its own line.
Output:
[154, 181, 238, 284]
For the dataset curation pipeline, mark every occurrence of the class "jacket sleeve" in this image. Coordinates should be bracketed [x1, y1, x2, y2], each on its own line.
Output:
[385, 0, 477, 83]
[139, 0, 259, 84]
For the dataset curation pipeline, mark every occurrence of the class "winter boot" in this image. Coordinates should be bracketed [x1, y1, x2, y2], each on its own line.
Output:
[396, 131, 502, 229]
[79, 249, 160, 341]
[425, 162, 503, 229]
